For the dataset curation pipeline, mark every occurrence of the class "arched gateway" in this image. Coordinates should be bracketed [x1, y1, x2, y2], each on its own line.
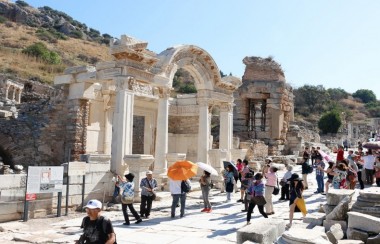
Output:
[54, 35, 241, 184]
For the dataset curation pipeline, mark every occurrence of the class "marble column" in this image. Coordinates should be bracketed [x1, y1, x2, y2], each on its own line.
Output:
[154, 87, 170, 174]
[197, 98, 210, 164]
[5, 85, 9, 100]
[111, 77, 134, 174]
[219, 103, 233, 161]
[102, 92, 113, 155]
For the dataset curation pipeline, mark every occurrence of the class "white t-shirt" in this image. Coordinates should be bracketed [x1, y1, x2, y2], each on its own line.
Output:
[363, 155, 376, 170]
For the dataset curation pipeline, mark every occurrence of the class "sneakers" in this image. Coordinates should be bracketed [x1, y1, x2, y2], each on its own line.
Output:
[279, 198, 285, 200]
[206, 208, 212, 213]
[123, 222, 130, 225]
[201, 208, 208, 212]
[237, 199, 244, 203]
[241, 209, 248, 212]
[135, 219, 142, 224]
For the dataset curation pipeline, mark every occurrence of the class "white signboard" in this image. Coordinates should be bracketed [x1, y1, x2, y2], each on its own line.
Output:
[68, 161, 87, 176]
[26, 166, 64, 194]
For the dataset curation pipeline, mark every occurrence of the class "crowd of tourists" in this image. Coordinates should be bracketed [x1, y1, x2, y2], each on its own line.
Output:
[76, 143, 380, 243]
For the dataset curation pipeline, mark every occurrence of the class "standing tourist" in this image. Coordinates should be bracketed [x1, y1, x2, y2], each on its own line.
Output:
[238, 160, 250, 202]
[354, 151, 365, 189]
[301, 147, 310, 189]
[311, 146, 317, 165]
[246, 173, 268, 225]
[279, 165, 293, 200]
[362, 150, 376, 185]
[139, 170, 157, 219]
[199, 171, 212, 212]
[236, 159, 243, 187]
[313, 157, 325, 194]
[170, 178, 191, 218]
[263, 164, 278, 215]
[375, 156, 380, 186]
[224, 165, 235, 202]
[77, 199, 116, 244]
[319, 161, 335, 194]
[336, 145, 345, 164]
[118, 173, 143, 225]
[331, 163, 348, 189]
[287, 173, 305, 228]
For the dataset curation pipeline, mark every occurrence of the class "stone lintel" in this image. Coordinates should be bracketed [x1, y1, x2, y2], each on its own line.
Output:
[54, 74, 74, 85]
[64, 65, 96, 75]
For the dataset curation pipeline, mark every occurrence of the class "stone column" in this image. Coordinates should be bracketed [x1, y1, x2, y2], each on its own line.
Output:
[111, 77, 134, 174]
[124, 154, 154, 200]
[219, 103, 233, 161]
[154, 88, 170, 174]
[5, 85, 9, 100]
[197, 98, 210, 164]
[11, 86, 16, 101]
[209, 149, 227, 191]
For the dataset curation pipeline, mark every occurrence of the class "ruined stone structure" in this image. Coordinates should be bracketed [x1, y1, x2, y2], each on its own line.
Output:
[233, 56, 294, 155]
[0, 79, 23, 104]
[54, 35, 242, 182]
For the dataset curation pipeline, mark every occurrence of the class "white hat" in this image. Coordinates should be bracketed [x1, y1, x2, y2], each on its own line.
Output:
[265, 157, 273, 162]
[146, 170, 153, 175]
[84, 199, 102, 209]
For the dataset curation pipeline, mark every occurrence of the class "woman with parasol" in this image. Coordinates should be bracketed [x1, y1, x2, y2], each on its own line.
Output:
[199, 171, 212, 212]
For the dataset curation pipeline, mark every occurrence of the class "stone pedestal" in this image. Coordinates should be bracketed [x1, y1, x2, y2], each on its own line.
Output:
[351, 188, 380, 218]
[209, 149, 227, 190]
[124, 154, 154, 198]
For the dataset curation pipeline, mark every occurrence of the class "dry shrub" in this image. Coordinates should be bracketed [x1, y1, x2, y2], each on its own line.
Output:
[341, 98, 359, 109]
[352, 112, 367, 121]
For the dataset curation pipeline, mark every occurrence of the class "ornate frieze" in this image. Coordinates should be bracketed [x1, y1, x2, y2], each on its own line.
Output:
[170, 105, 199, 115]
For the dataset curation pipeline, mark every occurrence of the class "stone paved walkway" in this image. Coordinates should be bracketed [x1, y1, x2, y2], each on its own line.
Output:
[0, 163, 377, 243]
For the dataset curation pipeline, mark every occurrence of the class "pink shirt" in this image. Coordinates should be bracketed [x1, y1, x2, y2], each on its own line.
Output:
[265, 172, 277, 187]
[237, 163, 243, 172]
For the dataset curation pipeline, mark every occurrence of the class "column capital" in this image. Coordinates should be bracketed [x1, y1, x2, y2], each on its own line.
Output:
[158, 87, 171, 99]
[220, 103, 233, 112]
[115, 76, 134, 90]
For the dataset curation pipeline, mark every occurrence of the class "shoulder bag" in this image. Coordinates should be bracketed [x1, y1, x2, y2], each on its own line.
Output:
[272, 176, 280, 195]
[146, 178, 156, 201]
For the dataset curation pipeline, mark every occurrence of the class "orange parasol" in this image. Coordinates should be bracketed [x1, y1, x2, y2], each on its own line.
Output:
[167, 160, 198, 180]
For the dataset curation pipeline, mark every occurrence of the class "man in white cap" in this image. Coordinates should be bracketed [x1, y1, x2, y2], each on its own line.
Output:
[139, 170, 158, 218]
[77, 199, 116, 244]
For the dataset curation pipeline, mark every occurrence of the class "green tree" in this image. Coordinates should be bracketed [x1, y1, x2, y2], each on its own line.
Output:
[294, 85, 329, 114]
[327, 88, 349, 100]
[15, 0, 29, 7]
[318, 111, 342, 134]
[352, 89, 377, 103]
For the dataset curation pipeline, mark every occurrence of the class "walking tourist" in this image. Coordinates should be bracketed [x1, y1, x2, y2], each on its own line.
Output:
[263, 164, 278, 215]
[313, 157, 325, 193]
[199, 170, 212, 212]
[279, 165, 293, 200]
[169, 178, 191, 218]
[139, 170, 158, 219]
[246, 173, 268, 225]
[236, 158, 243, 187]
[77, 199, 116, 244]
[224, 165, 235, 202]
[287, 173, 305, 228]
[242, 172, 254, 212]
[118, 173, 143, 225]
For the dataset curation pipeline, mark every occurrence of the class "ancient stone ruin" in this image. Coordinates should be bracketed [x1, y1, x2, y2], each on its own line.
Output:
[233, 56, 294, 156]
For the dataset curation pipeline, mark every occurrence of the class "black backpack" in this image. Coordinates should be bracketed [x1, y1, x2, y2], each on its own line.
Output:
[181, 180, 191, 193]
[80, 216, 117, 244]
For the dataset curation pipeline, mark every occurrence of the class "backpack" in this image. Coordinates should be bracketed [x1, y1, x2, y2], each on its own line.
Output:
[80, 216, 117, 244]
[181, 180, 191, 193]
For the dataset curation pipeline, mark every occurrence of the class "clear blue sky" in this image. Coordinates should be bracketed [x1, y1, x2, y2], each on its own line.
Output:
[25, 0, 380, 99]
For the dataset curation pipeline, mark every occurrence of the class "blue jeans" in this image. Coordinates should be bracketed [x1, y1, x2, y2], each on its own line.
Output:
[171, 193, 186, 217]
[316, 174, 324, 193]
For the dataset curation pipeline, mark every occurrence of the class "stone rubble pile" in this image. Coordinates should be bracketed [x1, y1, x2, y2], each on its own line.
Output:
[347, 211, 380, 243]
[351, 188, 380, 218]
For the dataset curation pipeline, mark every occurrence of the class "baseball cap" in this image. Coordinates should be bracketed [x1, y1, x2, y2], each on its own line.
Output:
[84, 199, 102, 209]
[146, 170, 153, 175]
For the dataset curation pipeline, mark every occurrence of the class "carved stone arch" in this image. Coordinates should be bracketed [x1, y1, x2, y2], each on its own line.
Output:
[0, 133, 18, 168]
[154, 45, 222, 91]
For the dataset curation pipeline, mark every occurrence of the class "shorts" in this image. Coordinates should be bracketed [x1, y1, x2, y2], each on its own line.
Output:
[327, 179, 333, 183]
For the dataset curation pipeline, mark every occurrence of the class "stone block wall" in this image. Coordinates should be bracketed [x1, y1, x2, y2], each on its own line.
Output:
[0, 161, 114, 223]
